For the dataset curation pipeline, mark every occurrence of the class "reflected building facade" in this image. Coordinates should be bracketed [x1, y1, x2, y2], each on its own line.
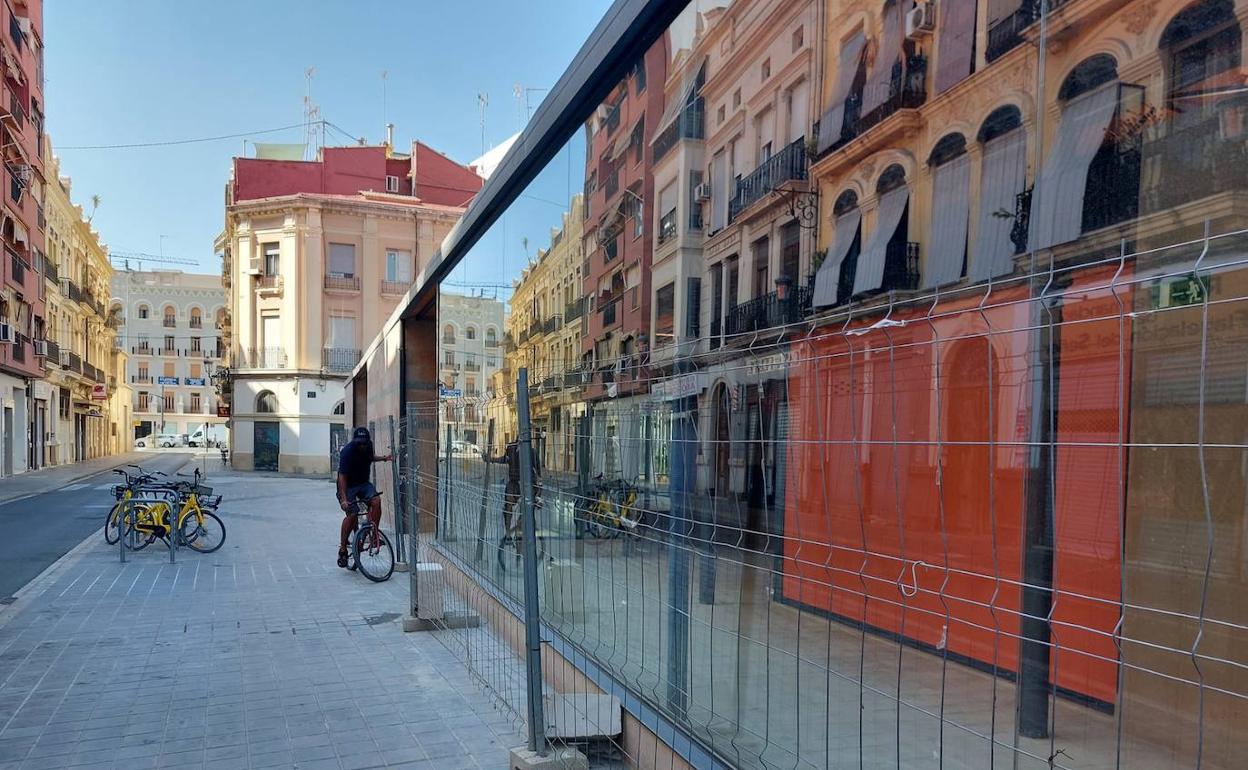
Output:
[347, 0, 1248, 767]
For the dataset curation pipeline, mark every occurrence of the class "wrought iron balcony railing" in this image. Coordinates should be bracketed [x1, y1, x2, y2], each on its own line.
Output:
[652, 99, 705, 163]
[321, 347, 361, 373]
[324, 275, 360, 291]
[728, 137, 807, 223]
[246, 347, 288, 369]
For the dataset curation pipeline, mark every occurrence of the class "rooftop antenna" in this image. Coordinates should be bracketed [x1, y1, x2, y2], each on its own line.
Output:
[477, 92, 488, 158]
[381, 70, 389, 140]
[303, 66, 320, 159]
[513, 84, 549, 128]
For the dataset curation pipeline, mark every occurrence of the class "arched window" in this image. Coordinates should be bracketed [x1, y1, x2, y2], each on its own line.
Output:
[137, 304, 150, 320]
[875, 164, 914, 292]
[973, 107, 1028, 281]
[256, 391, 277, 413]
[819, 189, 863, 307]
[332, 401, 345, 415]
[190, 307, 203, 329]
[162, 305, 176, 328]
[485, 326, 498, 347]
[442, 324, 456, 344]
[833, 189, 859, 216]
[1059, 54, 1119, 101]
[465, 325, 477, 341]
[926, 135, 971, 288]
[977, 106, 1023, 144]
[1161, 0, 1241, 124]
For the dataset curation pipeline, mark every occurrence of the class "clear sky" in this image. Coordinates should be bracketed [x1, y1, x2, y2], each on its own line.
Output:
[44, 0, 612, 274]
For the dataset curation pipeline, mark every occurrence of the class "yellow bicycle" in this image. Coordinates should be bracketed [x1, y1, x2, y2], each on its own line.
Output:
[575, 475, 640, 539]
[106, 467, 226, 553]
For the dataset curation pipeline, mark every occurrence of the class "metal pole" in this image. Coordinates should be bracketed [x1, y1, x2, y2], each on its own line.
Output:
[119, 499, 127, 563]
[389, 414, 404, 564]
[443, 424, 454, 541]
[406, 411, 420, 618]
[516, 368, 547, 755]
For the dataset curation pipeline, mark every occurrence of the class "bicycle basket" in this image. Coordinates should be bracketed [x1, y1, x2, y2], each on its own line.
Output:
[112, 485, 125, 500]
[196, 486, 213, 498]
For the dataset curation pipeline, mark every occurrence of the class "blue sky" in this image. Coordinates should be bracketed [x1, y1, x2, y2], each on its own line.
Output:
[45, 0, 610, 274]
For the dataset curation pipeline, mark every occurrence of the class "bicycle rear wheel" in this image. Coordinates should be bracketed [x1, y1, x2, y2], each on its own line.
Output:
[180, 511, 226, 553]
[353, 525, 394, 582]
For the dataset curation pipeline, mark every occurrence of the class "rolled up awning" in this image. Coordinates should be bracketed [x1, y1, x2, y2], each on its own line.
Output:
[970, 128, 1028, 282]
[1027, 85, 1118, 252]
[816, 33, 867, 154]
[923, 153, 971, 288]
[852, 186, 909, 295]
[860, 1, 909, 117]
[813, 209, 862, 307]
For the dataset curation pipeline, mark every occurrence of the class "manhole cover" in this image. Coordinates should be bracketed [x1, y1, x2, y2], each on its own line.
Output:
[364, 612, 400, 626]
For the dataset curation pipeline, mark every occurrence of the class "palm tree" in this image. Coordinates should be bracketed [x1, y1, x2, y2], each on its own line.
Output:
[87, 194, 101, 223]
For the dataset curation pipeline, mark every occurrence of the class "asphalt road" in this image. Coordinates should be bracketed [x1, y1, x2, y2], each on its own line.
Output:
[0, 452, 195, 600]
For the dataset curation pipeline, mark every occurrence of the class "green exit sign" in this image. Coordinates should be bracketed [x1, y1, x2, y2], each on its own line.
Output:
[1151, 275, 1210, 310]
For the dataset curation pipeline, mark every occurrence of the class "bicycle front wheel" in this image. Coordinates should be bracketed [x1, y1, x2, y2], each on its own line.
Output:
[353, 525, 394, 582]
[180, 511, 226, 553]
[104, 503, 123, 545]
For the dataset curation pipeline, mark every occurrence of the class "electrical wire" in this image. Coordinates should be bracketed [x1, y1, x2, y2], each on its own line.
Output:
[55, 122, 309, 150]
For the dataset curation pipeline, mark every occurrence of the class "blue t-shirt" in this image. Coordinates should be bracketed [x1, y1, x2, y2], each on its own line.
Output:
[337, 439, 374, 487]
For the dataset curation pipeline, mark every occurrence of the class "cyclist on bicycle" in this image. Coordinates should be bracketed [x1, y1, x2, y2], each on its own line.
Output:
[336, 427, 393, 568]
[485, 436, 540, 541]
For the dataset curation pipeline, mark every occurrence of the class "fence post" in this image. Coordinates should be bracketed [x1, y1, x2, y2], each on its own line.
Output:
[389, 414, 405, 565]
[475, 419, 495, 564]
[443, 424, 454, 541]
[516, 368, 547, 756]
[119, 499, 126, 563]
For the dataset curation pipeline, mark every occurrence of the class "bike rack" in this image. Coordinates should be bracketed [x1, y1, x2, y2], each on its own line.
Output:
[117, 494, 181, 564]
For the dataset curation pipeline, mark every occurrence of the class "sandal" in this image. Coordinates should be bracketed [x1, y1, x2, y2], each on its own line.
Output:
[337, 549, 349, 568]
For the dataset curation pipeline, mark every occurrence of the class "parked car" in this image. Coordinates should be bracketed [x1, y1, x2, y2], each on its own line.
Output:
[451, 441, 483, 459]
[136, 433, 182, 448]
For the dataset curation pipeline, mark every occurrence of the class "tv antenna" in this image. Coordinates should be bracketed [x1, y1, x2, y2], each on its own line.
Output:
[477, 92, 488, 158]
[303, 66, 321, 159]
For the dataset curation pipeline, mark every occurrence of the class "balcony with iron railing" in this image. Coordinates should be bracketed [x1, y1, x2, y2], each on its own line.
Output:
[724, 278, 816, 337]
[542, 315, 561, 335]
[819, 57, 928, 160]
[321, 347, 361, 373]
[1140, 113, 1248, 215]
[658, 209, 678, 245]
[61, 278, 81, 304]
[42, 254, 57, 283]
[63, 350, 82, 374]
[728, 137, 808, 223]
[132, 374, 153, 385]
[880, 241, 922, 293]
[564, 297, 585, 322]
[246, 347, 288, 369]
[986, 3, 1038, 62]
[604, 166, 619, 200]
[189, 317, 203, 329]
[380, 280, 408, 296]
[653, 98, 705, 163]
[7, 249, 25, 289]
[9, 334, 24, 363]
[464, 360, 482, 373]
[324, 274, 361, 291]
[43, 339, 59, 364]
[528, 320, 542, 340]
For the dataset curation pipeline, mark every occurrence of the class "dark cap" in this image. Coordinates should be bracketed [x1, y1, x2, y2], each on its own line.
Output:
[353, 427, 371, 441]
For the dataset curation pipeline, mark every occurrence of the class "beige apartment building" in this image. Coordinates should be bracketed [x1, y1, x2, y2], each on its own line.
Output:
[222, 143, 481, 473]
[502, 194, 586, 470]
[42, 144, 130, 465]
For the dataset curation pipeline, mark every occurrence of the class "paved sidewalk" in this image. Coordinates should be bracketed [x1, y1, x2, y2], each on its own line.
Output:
[0, 470, 521, 769]
[0, 452, 159, 505]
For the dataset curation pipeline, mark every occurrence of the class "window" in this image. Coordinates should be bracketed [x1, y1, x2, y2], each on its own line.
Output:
[686, 278, 702, 338]
[256, 391, 277, 413]
[385, 175, 400, 193]
[163, 335, 175, 352]
[466, 376, 477, 396]
[263, 243, 279, 276]
[138, 364, 149, 381]
[327, 316, 356, 351]
[733, 89, 741, 109]
[190, 363, 202, 378]
[752, 236, 770, 298]
[631, 120, 645, 165]
[189, 308, 202, 328]
[385, 249, 412, 283]
[190, 393, 201, 413]
[632, 192, 644, 238]
[633, 59, 647, 93]
[792, 26, 804, 52]
[717, 105, 726, 125]
[1161, 0, 1242, 126]
[163, 361, 175, 378]
[191, 337, 201, 352]
[465, 326, 477, 341]
[604, 234, 619, 263]
[163, 306, 175, 327]
[727, 256, 740, 313]
[327, 243, 356, 278]
[658, 182, 677, 244]
[444, 350, 456, 368]
[688, 171, 704, 230]
[443, 324, 456, 344]
[761, 59, 771, 80]
[655, 282, 675, 345]
[138, 305, 149, 319]
[138, 392, 149, 411]
[485, 327, 498, 347]
[163, 393, 175, 412]
[780, 221, 801, 283]
[333, 401, 346, 415]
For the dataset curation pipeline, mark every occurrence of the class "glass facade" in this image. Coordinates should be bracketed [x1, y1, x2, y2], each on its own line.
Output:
[353, 0, 1248, 766]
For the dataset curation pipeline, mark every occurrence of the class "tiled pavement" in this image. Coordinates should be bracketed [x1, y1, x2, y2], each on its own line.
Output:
[0, 470, 522, 769]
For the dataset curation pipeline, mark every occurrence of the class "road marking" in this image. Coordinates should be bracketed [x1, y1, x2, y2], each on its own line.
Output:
[61, 483, 87, 492]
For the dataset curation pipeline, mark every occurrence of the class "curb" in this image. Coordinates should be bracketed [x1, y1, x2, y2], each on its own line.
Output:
[0, 525, 100, 631]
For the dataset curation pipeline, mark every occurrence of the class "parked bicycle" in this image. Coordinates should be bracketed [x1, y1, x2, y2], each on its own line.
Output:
[345, 494, 394, 582]
[105, 465, 226, 553]
[575, 474, 640, 539]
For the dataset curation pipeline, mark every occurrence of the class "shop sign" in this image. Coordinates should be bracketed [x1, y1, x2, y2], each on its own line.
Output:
[91, 384, 108, 400]
[185, 377, 207, 386]
[157, 376, 179, 385]
[33, 381, 52, 400]
[217, 405, 231, 417]
[652, 373, 702, 401]
[746, 352, 787, 377]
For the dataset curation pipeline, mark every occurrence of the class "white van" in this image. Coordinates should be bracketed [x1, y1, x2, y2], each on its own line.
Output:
[188, 424, 230, 447]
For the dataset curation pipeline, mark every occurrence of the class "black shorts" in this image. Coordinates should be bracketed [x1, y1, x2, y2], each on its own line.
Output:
[345, 482, 379, 503]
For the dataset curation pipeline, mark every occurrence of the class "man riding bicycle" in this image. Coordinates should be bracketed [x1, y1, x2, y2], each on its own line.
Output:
[485, 436, 540, 541]
[336, 426, 393, 568]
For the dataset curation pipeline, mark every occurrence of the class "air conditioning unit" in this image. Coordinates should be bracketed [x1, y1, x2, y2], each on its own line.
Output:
[906, 2, 937, 39]
[694, 182, 712, 202]
[33, 339, 48, 357]
[0, 323, 13, 344]
[247, 255, 262, 275]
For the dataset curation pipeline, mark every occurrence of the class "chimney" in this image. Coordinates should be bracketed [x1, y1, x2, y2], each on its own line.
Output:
[385, 123, 395, 148]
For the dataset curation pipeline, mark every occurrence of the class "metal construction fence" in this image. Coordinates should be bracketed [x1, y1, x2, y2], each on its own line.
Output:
[364, 229, 1248, 769]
